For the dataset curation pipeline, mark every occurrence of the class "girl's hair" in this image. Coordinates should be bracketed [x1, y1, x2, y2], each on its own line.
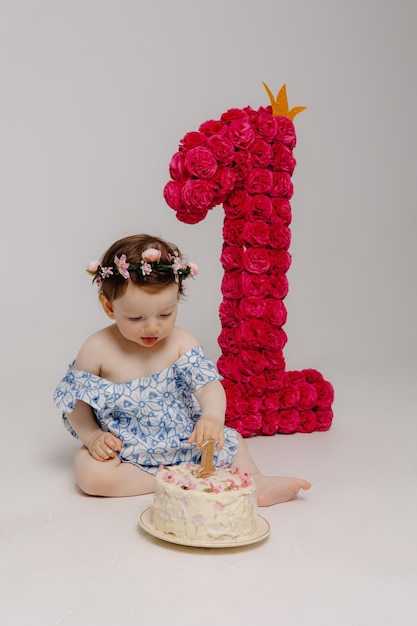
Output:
[99, 234, 186, 301]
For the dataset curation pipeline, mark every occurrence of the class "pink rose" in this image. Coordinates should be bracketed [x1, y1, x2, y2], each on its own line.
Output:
[263, 370, 285, 391]
[241, 413, 262, 438]
[271, 172, 293, 198]
[223, 381, 242, 417]
[199, 119, 226, 136]
[221, 108, 249, 123]
[275, 117, 297, 148]
[240, 350, 267, 376]
[175, 204, 208, 225]
[184, 146, 217, 179]
[244, 168, 273, 194]
[246, 194, 272, 221]
[265, 351, 286, 370]
[233, 152, 253, 184]
[219, 299, 241, 327]
[299, 410, 317, 433]
[315, 409, 333, 431]
[240, 395, 263, 415]
[211, 167, 237, 203]
[279, 383, 300, 409]
[206, 134, 235, 166]
[243, 247, 270, 274]
[223, 190, 248, 219]
[240, 296, 266, 319]
[188, 263, 199, 278]
[250, 139, 273, 168]
[217, 354, 239, 383]
[314, 380, 335, 409]
[181, 179, 214, 211]
[220, 246, 244, 271]
[87, 260, 100, 273]
[278, 409, 301, 434]
[241, 318, 266, 349]
[142, 248, 161, 263]
[287, 371, 306, 385]
[218, 327, 240, 354]
[269, 273, 289, 298]
[225, 416, 243, 434]
[163, 181, 182, 211]
[228, 120, 255, 149]
[242, 104, 259, 122]
[271, 198, 292, 225]
[297, 382, 318, 411]
[252, 110, 277, 143]
[265, 327, 287, 352]
[240, 373, 268, 396]
[242, 221, 269, 247]
[303, 369, 324, 384]
[168, 152, 186, 181]
[261, 414, 280, 436]
[263, 392, 280, 412]
[269, 221, 291, 250]
[264, 299, 287, 327]
[179, 131, 207, 153]
[270, 249, 292, 274]
[241, 272, 270, 297]
[272, 143, 297, 175]
[221, 272, 242, 299]
[222, 218, 245, 246]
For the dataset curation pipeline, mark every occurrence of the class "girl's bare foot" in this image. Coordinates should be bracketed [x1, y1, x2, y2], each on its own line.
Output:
[254, 475, 312, 507]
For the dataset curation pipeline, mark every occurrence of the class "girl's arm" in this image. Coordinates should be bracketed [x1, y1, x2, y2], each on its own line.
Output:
[64, 330, 121, 460]
[188, 380, 227, 451]
[66, 400, 122, 461]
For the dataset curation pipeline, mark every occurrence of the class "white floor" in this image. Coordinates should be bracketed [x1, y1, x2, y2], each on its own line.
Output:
[2, 365, 417, 626]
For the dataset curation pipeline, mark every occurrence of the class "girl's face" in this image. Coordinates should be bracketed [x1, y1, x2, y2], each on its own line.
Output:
[100, 281, 179, 348]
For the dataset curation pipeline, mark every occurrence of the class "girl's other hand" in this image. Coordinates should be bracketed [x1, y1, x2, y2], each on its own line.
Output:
[188, 417, 225, 451]
[86, 431, 122, 461]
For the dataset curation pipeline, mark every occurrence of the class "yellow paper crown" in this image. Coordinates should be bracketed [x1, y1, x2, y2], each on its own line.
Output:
[263, 82, 306, 121]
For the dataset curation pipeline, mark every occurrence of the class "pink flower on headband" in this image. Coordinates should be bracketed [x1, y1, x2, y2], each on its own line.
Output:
[114, 254, 130, 279]
[87, 247, 197, 285]
[142, 248, 161, 263]
[171, 255, 183, 274]
[188, 263, 199, 277]
[87, 260, 100, 273]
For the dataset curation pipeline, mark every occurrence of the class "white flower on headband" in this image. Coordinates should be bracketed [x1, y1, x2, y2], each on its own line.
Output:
[171, 255, 183, 275]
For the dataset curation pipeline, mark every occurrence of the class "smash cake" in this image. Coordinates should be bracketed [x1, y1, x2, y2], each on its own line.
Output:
[152, 463, 258, 543]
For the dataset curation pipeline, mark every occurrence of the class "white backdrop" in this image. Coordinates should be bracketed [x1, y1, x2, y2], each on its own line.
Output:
[1, 0, 416, 431]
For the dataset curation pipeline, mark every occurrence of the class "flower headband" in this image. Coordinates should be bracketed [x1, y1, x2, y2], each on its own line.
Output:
[86, 248, 198, 288]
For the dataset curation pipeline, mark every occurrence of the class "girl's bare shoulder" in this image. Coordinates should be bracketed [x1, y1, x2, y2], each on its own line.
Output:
[171, 326, 200, 358]
[72, 325, 115, 375]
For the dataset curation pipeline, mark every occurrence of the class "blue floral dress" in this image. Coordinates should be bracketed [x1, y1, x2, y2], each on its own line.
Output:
[53, 346, 238, 475]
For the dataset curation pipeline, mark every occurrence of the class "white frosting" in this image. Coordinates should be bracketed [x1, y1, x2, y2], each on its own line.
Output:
[153, 464, 257, 542]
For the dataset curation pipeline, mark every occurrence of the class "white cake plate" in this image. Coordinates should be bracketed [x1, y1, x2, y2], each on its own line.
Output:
[139, 507, 270, 548]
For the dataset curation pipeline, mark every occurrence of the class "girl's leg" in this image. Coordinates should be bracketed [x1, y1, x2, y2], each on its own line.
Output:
[74, 447, 156, 497]
[232, 434, 311, 507]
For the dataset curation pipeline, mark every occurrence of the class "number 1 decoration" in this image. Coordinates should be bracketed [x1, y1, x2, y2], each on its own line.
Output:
[164, 84, 334, 437]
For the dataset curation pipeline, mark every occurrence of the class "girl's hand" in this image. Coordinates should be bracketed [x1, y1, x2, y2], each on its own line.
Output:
[86, 431, 122, 461]
[188, 417, 225, 452]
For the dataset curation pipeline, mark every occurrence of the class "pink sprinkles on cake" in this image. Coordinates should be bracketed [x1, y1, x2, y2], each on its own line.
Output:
[159, 464, 254, 492]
